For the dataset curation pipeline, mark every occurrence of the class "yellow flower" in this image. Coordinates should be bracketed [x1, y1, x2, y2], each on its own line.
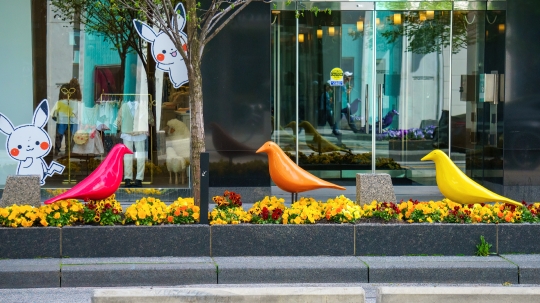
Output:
[53, 212, 61, 219]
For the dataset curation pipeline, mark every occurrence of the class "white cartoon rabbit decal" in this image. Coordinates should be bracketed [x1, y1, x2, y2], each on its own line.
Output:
[134, 3, 189, 88]
[0, 99, 65, 185]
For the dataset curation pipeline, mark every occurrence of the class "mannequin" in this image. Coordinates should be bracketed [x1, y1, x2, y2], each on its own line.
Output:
[52, 79, 82, 154]
[116, 99, 149, 187]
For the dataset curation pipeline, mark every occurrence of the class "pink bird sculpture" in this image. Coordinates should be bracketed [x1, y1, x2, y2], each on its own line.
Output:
[256, 141, 345, 201]
[44, 144, 133, 204]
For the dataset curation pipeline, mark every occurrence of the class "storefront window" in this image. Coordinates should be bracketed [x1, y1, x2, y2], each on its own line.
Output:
[0, 1, 191, 189]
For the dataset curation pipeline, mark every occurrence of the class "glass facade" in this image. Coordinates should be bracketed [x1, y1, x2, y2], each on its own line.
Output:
[271, 1, 507, 187]
[5, 0, 540, 202]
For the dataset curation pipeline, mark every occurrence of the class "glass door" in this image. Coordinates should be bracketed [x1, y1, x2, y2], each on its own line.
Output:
[373, 2, 453, 185]
[271, 2, 376, 178]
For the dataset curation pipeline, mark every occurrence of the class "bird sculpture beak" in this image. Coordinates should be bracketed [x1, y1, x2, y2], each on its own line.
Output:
[256, 144, 268, 154]
[421, 151, 434, 161]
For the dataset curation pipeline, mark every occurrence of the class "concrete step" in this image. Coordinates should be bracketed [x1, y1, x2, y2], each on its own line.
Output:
[92, 287, 366, 303]
[3, 255, 540, 289]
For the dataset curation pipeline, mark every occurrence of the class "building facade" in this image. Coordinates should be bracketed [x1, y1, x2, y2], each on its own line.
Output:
[0, 0, 539, 202]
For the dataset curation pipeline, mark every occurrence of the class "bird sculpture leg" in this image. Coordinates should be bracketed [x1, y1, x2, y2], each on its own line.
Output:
[175, 172, 178, 185]
[169, 171, 172, 184]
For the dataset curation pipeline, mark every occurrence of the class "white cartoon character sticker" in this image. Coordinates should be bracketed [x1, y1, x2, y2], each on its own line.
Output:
[133, 3, 188, 88]
[0, 99, 65, 185]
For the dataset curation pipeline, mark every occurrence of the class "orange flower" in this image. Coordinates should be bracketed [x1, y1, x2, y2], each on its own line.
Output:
[174, 208, 181, 216]
[182, 211, 189, 217]
[497, 211, 504, 218]
[336, 207, 343, 213]
[505, 216, 512, 223]
[180, 205, 187, 211]
[167, 216, 174, 223]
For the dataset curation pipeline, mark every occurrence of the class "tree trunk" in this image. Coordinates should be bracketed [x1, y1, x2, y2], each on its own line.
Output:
[189, 58, 205, 206]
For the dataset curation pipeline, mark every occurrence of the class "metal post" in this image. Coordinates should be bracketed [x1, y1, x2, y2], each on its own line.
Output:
[199, 152, 209, 224]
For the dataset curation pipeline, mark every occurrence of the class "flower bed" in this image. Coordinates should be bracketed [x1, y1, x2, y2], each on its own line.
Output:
[2, 191, 540, 258]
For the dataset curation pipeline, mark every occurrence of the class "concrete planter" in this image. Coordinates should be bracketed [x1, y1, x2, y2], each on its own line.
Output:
[62, 225, 210, 258]
[211, 224, 355, 256]
[355, 223, 497, 256]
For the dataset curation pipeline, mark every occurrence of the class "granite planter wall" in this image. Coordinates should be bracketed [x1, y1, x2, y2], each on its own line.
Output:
[62, 225, 210, 258]
[0, 227, 60, 259]
[1, 224, 539, 259]
[355, 224, 497, 256]
[211, 225, 355, 256]
[497, 224, 540, 254]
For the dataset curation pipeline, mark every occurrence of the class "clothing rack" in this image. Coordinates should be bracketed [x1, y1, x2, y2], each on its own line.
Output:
[99, 93, 155, 108]
[99, 93, 155, 185]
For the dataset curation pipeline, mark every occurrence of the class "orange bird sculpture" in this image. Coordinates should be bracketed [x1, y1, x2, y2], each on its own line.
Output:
[256, 141, 345, 198]
[44, 144, 133, 204]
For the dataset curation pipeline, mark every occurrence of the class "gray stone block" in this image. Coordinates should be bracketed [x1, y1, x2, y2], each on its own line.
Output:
[356, 173, 396, 205]
[0, 175, 41, 207]
[211, 225, 354, 256]
[355, 224, 497, 256]
[0, 227, 61, 259]
[360, 256, 517, 284]
[92, 287, 366, 303]
[214, 256, 368, 284]
[377, 286, 540, 303]
[501, 254, 540, 284]
[61, 257, 216, 287]
[0, 259, 60, 288]
[498, 224, 540, 254]
[62, 225, 210, 258]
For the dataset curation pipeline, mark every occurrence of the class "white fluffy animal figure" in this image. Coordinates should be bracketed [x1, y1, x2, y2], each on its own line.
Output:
[0, 99, 65, 185]
[133, 3, 188, 88]
[166, 147, 185, 184]
[165, 118, 190, 184]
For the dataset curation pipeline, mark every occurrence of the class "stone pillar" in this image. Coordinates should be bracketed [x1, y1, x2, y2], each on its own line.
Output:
[0, 175, 41, 207]
[356, 173, 396, 205]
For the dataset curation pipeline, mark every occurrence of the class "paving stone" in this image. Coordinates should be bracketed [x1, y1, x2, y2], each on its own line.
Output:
[92, 287, 366, 303]
[0, 259, 60, 288]
[356, 173, 396, 205]
[360, 256, 517, 284]
[0, 175, 41, 207]
[61, 257, 216, 287]
[214, 256, 368, 284]
[0, 227, 60, 259]
[211, 225, 354, 256]
[501, 254, 540, 284]
[62, 225, 210, 257]
[498, 224, 540, 254]
[377, 286, 540, 303]
[355, 224, 496, 256]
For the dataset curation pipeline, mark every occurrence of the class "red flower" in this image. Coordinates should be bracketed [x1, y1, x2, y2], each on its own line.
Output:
[261, 207, 269, 220]
[112, 209, 118, 214]
[272, 208, 283, 220]
[104, 203, 111, 209]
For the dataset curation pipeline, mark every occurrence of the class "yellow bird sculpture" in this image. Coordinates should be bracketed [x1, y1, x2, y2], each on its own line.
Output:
[286, 121, 351, 154]
[421, 149, 522, 207]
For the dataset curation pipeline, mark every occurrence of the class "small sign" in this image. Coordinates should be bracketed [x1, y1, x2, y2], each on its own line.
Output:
[330, 67, 344, 86]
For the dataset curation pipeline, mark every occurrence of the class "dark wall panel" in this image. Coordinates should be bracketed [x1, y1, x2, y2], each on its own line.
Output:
[202, 3, 271, 187]
[503, 1, 540, 196]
